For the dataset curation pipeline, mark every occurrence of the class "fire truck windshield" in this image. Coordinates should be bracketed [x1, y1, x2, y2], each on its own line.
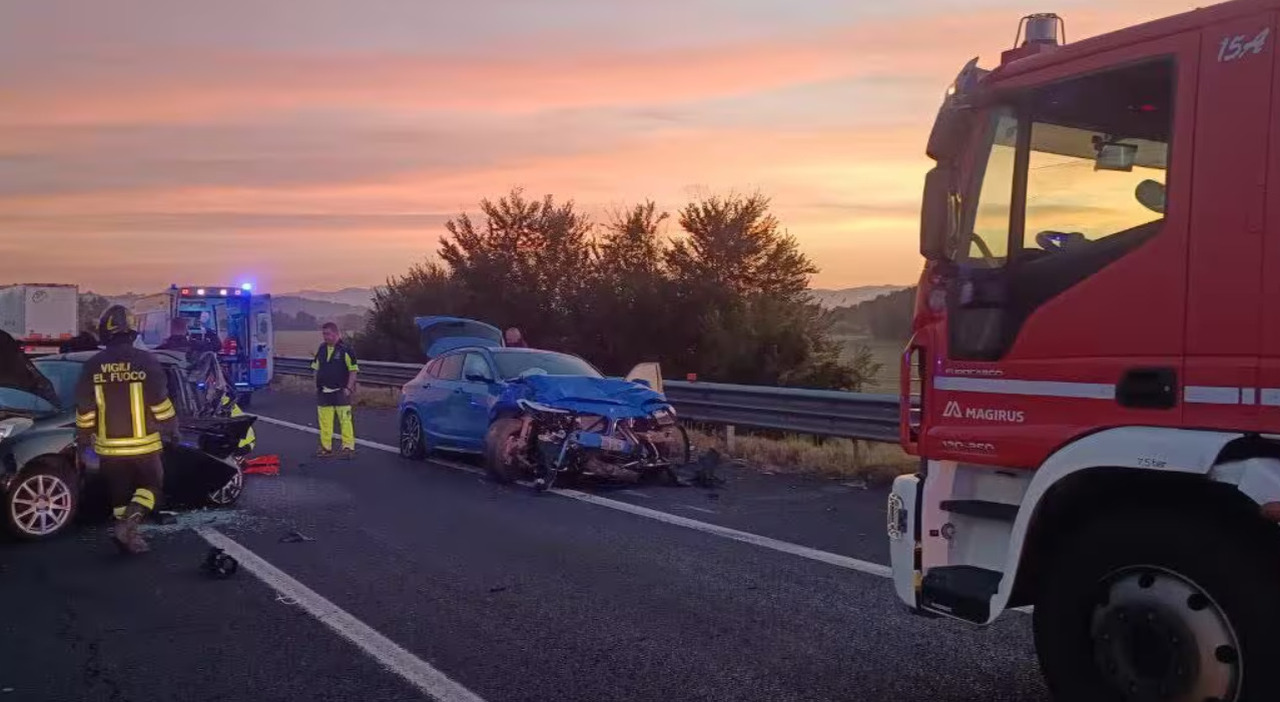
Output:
[955, 59, 1172, 268]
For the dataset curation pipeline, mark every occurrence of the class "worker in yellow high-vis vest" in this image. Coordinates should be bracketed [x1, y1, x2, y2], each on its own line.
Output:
[310, 322, 358, 457]
[74, 306, 178, 555]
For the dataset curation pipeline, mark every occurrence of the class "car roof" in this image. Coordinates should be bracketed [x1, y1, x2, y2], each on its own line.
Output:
[36, 349, 186, 368]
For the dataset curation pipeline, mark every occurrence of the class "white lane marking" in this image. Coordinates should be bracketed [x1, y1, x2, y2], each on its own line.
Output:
[253, 415, 412, 456]
[673, 504, 718, 515]
[195, 527, 487, 702]
[254, 412, 1033, 615]
[549, 488, 892, 579]
[255, 412, 894, 580]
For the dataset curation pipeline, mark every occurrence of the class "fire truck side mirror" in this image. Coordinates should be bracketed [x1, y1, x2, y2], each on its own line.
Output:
[921, 166, 954, 261]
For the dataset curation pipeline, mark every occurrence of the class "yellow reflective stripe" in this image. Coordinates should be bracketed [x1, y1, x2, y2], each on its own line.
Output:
[96, 441, 163, 457]
[97, 433, 162, 448]
[131, 488, 156, 510]
[150, 398, 174, 415]
[113, 506, 127, 518]
[93, 385, 107, 440]
[153, 405, 176, 421]
[129, 382, 146, 438]
[326, 346, 335, 362]
[76, 412, 97, 428]
[345, 353, 359, 371]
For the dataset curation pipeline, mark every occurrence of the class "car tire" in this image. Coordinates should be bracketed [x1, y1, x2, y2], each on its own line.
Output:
[1033, 507, 1280, 702]
[4, 459, 80, 541]
[400, 411, 427, 460]
[484, 417, 525, 484]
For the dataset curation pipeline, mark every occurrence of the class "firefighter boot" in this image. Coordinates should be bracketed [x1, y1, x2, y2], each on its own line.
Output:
[112, 505, 150, 555]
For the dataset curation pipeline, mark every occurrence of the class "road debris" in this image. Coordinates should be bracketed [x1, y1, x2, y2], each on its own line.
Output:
[279, 530, 315, 543]
[202, 547, 238, 579]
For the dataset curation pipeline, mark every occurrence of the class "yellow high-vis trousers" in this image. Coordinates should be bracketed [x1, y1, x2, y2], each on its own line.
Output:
[317, 405, 355, 451]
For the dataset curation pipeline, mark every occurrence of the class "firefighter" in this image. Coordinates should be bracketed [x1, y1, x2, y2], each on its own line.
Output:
[74, 305, 178, 555]
[310, 322, 358, 458]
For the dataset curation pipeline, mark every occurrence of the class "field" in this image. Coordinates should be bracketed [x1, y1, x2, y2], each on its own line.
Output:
[274, 330, 328, 357]
[833, 335, 905, 393]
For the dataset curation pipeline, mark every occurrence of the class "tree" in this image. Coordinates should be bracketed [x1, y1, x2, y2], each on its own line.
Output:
[78, 293, 110, 332]
[585, 201, 675, 373]
[438, 188, 594, 351]
[666, 192, 816, 302]
[354, 261, 462, 361]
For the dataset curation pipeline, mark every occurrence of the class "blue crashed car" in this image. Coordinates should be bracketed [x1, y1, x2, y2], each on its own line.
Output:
[396, 317, 689, 488]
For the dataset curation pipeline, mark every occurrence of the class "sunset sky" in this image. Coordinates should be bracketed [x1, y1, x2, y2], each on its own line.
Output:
[0, 0, 1199, 295]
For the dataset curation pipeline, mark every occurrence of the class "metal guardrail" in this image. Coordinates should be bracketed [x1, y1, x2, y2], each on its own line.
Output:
[272, 356, 906, 442]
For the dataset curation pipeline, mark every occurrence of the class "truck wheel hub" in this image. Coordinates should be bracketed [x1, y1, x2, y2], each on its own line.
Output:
[1090, 567, 1239, 702]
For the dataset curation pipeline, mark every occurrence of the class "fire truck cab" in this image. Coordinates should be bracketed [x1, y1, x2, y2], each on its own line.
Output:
[891, 3, 1280, 700]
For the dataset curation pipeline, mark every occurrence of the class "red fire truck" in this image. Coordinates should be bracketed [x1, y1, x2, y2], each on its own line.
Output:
[890, 4, 1280, 701]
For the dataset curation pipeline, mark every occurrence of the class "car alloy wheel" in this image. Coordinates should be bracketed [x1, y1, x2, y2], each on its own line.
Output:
[208, 467, 244, 506]
[400, 412, 425, 459]
[10, 473, 74, 537]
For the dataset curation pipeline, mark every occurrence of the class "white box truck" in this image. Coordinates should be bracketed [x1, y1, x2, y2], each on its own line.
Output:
[0, 284, 79, 347]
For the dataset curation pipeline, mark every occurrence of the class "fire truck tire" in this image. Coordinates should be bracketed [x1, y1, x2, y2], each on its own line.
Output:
[1033, 508, 1280, 702]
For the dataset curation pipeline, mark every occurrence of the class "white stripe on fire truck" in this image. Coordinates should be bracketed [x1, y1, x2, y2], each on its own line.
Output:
[936, 377, 1280, 407]
[932, 376, 1115, 399]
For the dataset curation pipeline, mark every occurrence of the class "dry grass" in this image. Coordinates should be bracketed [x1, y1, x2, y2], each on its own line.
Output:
[685, 426, 916, 485]
[271, 373, 402, 409]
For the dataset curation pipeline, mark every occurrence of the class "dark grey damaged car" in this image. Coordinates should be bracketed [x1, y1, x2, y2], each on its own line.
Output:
[0, 336, 256, 541]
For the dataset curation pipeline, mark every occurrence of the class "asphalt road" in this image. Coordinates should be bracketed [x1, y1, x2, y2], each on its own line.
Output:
[1, 388, 1050, 702]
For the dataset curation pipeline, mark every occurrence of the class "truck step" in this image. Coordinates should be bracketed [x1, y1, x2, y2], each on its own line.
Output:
[940, 499, 1019, 522]
[921, 565, 1002, 623]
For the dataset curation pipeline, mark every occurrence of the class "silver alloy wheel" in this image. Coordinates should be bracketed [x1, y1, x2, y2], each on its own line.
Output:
[209, 466, 244, 505]
[401, 413, 422, 456]
[9, 473, 74, 536]
[1091, 566, 1241, 702]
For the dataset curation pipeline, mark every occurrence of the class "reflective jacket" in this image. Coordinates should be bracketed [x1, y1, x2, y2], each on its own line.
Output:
[220, 395, 255, 450]
[311, 342, 359, 391]
[74, 341, 177, 457]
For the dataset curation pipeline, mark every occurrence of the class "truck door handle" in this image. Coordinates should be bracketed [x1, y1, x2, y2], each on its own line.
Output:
[1116, 367, 1177, 409]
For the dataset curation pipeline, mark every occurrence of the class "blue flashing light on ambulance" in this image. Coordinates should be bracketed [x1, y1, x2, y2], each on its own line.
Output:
[130, 283, 273, 404]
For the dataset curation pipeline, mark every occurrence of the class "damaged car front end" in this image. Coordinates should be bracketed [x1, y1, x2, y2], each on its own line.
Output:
[484, 373, 690, 490]
[0, 332, 256, 540]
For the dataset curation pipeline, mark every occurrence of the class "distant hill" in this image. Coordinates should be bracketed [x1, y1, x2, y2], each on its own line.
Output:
[808, 285, 909, 309]
[281, 287, 375, 310]
[825, 286, 917, 342]
[98, 291, 368, 324]
[272, 296, 368, 319]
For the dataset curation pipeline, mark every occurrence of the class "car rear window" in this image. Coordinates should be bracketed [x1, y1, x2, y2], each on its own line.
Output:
[31, 360, 82, 407]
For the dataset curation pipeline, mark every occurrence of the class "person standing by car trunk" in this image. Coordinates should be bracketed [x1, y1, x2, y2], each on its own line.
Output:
[310, 322, 358, 458]
[74, 306, 178, 555]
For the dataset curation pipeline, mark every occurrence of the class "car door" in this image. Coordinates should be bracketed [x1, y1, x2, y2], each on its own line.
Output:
[424, 352, 466, 444]
[458, 352, 499, 450]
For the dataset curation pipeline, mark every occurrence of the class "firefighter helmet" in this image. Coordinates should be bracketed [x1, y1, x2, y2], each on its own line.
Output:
[97, 305, 136, 341]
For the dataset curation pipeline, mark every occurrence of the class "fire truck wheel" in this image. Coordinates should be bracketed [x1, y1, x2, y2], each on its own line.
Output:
[1033, 508, 1280, 702]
